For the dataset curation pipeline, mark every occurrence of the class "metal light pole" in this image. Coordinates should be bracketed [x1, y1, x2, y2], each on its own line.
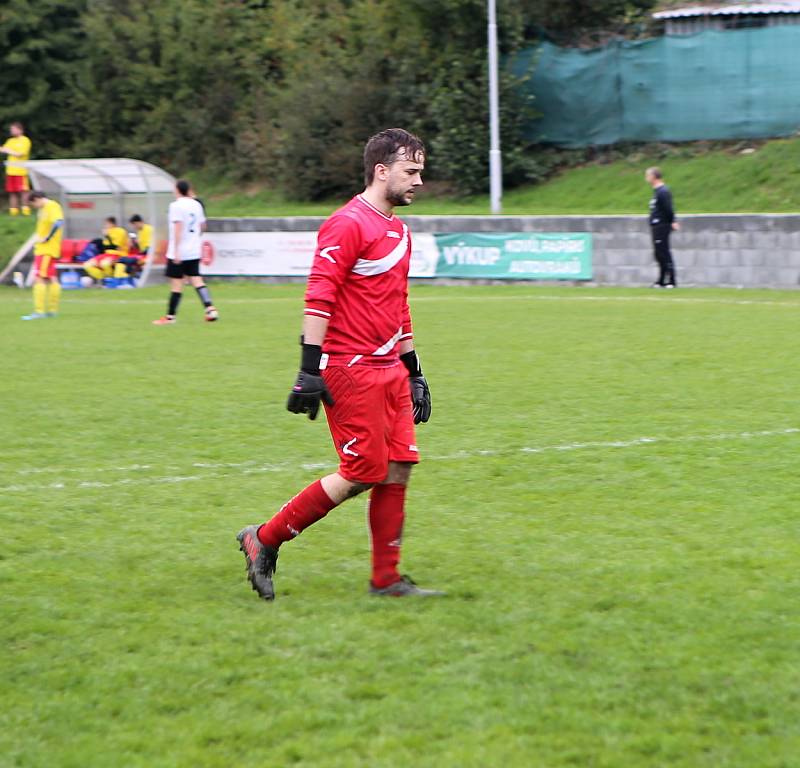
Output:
[487, 0, 503, 214]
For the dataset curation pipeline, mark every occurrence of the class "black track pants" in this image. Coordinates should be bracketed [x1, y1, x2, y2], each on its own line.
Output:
[652, 226, 676, 286]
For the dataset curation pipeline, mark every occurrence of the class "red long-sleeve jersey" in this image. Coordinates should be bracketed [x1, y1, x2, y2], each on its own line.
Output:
[305, 195, 414, 367]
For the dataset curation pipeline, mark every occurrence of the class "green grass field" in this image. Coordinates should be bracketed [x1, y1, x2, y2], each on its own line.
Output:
[199, 138, 800, 218]
[3, 282, 800, 767]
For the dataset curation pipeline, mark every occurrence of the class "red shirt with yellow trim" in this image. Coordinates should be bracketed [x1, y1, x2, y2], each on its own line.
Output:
[305, 195, 414, 367]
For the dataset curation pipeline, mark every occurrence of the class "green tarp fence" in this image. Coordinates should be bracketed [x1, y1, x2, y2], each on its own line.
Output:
[512, 26, 800, 147]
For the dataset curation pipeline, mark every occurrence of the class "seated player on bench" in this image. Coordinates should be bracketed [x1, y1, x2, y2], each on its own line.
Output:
[113, 214, 153, 282]
[82, 217, 130, 283]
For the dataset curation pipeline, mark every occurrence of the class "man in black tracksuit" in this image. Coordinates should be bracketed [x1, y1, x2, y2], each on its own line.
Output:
[646, 167, 679, 288]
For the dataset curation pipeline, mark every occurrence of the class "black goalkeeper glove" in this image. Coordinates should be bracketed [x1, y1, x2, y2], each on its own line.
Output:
[286, 342, 334, 421]
[400, 350, 431, 425]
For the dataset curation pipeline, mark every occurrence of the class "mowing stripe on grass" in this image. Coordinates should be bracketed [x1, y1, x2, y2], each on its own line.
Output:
[3, 426, 797, 494]
[3, 292, 800, 309]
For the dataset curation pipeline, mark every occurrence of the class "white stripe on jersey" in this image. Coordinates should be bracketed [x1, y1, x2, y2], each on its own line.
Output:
[352, 224, 408, 277]
[372, 327, 403, 356]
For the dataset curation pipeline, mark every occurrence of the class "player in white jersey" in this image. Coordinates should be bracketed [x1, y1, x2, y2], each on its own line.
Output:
[152, 179, 219, 325]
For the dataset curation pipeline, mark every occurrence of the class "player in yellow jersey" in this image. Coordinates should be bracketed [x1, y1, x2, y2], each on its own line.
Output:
[1, 122, 32, 216]
[129, 214, 153, 255]
[103, 217, 130, 256]
[22, 191, 64, 320]
[112, 213, 152, 283]
[83, 216, 130, 283]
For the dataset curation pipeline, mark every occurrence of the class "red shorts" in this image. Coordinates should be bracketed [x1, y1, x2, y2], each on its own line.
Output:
[5, 175, 29, 193]
[323, 363, 419, 484]
[34, 254, 57, 279]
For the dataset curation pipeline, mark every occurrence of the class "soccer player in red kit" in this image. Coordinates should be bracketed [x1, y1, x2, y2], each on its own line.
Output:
[237, 128, 442, 599]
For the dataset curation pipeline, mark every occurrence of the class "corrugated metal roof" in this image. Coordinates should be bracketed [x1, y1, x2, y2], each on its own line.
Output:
[654, 3, 800, 19]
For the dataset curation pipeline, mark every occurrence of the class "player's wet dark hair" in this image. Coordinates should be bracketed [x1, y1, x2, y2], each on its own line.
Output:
[10, 121, 24, 132]
[106, 216, 117, 225]
[28, 190, 45, 200]
[364, 128, 425, 186]
[176, 179, 191, 196]
[129, 214, 143, 223]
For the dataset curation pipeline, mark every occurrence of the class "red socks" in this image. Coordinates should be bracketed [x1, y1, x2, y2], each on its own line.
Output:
[368, 483, 406, 589]
[257, 478, 408, 589]
[257, 479, 337, 549]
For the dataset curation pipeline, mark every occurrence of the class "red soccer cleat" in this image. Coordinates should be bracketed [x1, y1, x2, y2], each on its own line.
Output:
[152, 316, 176, 325]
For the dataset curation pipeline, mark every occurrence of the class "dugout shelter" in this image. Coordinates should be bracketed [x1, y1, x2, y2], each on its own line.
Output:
[653, 3, 800, 36]
[24, 158, 175, 286]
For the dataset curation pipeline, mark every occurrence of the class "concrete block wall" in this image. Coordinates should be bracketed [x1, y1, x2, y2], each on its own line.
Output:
[208, 214, 800, 288]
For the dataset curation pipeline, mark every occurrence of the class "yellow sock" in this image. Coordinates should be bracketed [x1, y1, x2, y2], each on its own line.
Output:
[47, 281, 62, 314]
[113, 262, 128, 278]
[101, 258, 115, 277]
[33, 283, 46, 314]
[85, 265, 104, 281]
[22, 206, 31, 216]
[9, 207, 19, 216]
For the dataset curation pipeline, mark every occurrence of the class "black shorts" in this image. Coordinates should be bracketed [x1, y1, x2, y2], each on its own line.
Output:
[165, 258, 201, 279]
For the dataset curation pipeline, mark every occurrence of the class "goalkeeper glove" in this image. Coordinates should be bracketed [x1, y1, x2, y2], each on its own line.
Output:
[286, 342, 334, 421]
[400, 350, 431, 424]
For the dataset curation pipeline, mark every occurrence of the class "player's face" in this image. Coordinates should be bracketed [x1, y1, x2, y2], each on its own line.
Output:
[384, 152, 425, 207]
[30, 197, 44, 210]
[10, 124, 22, 137]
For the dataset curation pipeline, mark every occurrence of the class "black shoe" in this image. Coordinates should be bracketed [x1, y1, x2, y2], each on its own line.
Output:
[369, 575, 445, 597]
[236, 525, 278, 600]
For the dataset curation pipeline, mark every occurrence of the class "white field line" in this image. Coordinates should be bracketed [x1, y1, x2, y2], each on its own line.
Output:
[1, 427, 797, 494]
[3, 293, 800, 308]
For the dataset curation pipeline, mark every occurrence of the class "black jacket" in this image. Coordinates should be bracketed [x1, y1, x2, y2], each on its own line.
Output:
[649, 185, 675, 228]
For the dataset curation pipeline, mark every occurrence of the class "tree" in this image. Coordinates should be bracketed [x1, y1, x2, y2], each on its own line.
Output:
[516, 0, 658, 40]
[0, 0, 87, 155]
[71, 0, 257, 170]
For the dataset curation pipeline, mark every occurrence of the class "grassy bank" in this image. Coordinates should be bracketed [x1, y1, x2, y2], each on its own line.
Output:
[0, 216, 33, 271]
[200, 138, 800, 217]
[4, 137, 800, 271]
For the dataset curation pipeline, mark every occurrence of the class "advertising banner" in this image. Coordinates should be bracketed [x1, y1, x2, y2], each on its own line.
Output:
[202, 231, 317, 277]
[201, 230, 591, 280]
[433, 232, 592, 280]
